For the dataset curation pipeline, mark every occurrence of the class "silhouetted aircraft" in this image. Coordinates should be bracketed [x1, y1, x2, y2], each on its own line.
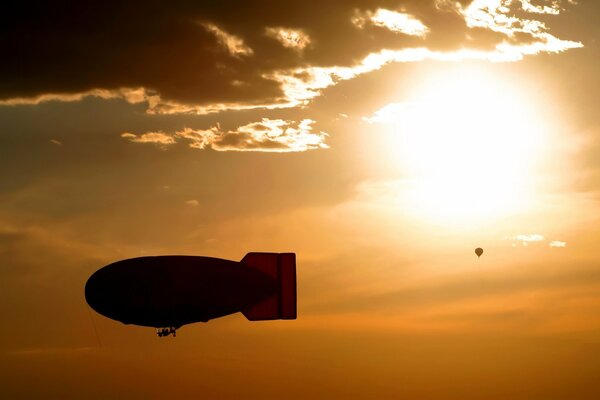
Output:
[85, 253, 296, 337]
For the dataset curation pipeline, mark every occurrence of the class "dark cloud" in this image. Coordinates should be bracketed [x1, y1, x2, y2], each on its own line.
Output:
[0, 1, 581, 113]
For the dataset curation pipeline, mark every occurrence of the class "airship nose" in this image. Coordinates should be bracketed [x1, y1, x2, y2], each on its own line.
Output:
[84, 269, 110, 312]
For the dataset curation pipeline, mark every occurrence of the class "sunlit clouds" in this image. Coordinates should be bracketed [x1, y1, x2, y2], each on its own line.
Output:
[352, 9, 429, 37]
[519, 0, 562, 15]
[513, 234, 545, 243]
[507, 235, 568, 247]
[122, 119, 328, 152]
[265, 27, 311, 50]
[184, 199, 200, 207]
[175, 126, 221, 149]
[462, 0, 582, 54]
[0, 0, 582, 119]
[121, 131, 177, 148]
[0, 87, 149, 106]
[209, 119, 328, 152]
[549, 240, 567, 247]
[202, 23, 254, 57]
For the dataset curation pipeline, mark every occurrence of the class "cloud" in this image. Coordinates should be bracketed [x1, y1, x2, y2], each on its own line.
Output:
[519, 0, 562, 14]
[123, 118, 328, 152]
[507, 234, 567, 248]
[49, 139, 62, 145]
[549, 240, 567, 247]
[120, 131, 176, 148]
[0, 1, 582, 114]
[11, 38, 574, 117]
[265, 27, 311, 50]
[184, 200, 199, 207]
[353, 9, 429, 37]
[0, 87, 149, 106]
[202, 23, 254, 57]
[211, 119, 328, 152]
[513, 234, 545, 242]
[462, 0, 582, 55]
[509, 234, 544, 246]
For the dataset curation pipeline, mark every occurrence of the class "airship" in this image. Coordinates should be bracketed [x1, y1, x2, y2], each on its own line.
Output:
[85, 252, 296, 337]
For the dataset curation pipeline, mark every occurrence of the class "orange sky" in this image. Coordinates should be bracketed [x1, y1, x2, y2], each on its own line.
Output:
[1, 1, 600, 398]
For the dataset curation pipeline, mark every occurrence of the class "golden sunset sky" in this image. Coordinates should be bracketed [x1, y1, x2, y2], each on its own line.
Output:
[1, 1, 600, 398]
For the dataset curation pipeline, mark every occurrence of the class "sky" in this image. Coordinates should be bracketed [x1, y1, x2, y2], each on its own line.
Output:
[1, 0, 600, 398]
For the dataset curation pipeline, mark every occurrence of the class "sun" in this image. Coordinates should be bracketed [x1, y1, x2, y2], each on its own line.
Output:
[376, 68, 548, 226]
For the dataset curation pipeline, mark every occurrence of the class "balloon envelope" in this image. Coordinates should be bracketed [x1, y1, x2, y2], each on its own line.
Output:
[475, 248, 483, 257]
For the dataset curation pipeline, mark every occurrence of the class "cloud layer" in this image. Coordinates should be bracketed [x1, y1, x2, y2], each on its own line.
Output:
[0, 0, 582, 114]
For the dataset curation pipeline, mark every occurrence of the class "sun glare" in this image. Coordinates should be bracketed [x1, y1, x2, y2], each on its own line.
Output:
[380, 68, 548, 225]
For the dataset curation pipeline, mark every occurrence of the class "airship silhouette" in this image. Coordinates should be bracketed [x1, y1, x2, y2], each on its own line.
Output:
[85, 252, 296, 337]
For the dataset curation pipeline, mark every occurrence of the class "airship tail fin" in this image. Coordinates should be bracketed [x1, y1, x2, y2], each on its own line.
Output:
[241, 252, 297, 321]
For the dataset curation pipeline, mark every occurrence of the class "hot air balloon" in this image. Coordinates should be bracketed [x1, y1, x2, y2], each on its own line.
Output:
[475, 248, 483, 258]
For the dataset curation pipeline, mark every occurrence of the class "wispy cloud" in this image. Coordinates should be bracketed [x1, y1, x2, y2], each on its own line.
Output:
[122, 118, 328, 153]
[0, 87, 149, 106]
[120, 131, 176, 149]
[353, 9, 429, 37]
[462, 0, 582, 55]
[209, 119, 328, 152]
[202, 23, 254, 57]
[519, 0, 562, 14]
[507, 234, 567, 248]
[549, 240, 567, 248]
[265, 27, 311, 50]
[513, 234, 545, 242]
